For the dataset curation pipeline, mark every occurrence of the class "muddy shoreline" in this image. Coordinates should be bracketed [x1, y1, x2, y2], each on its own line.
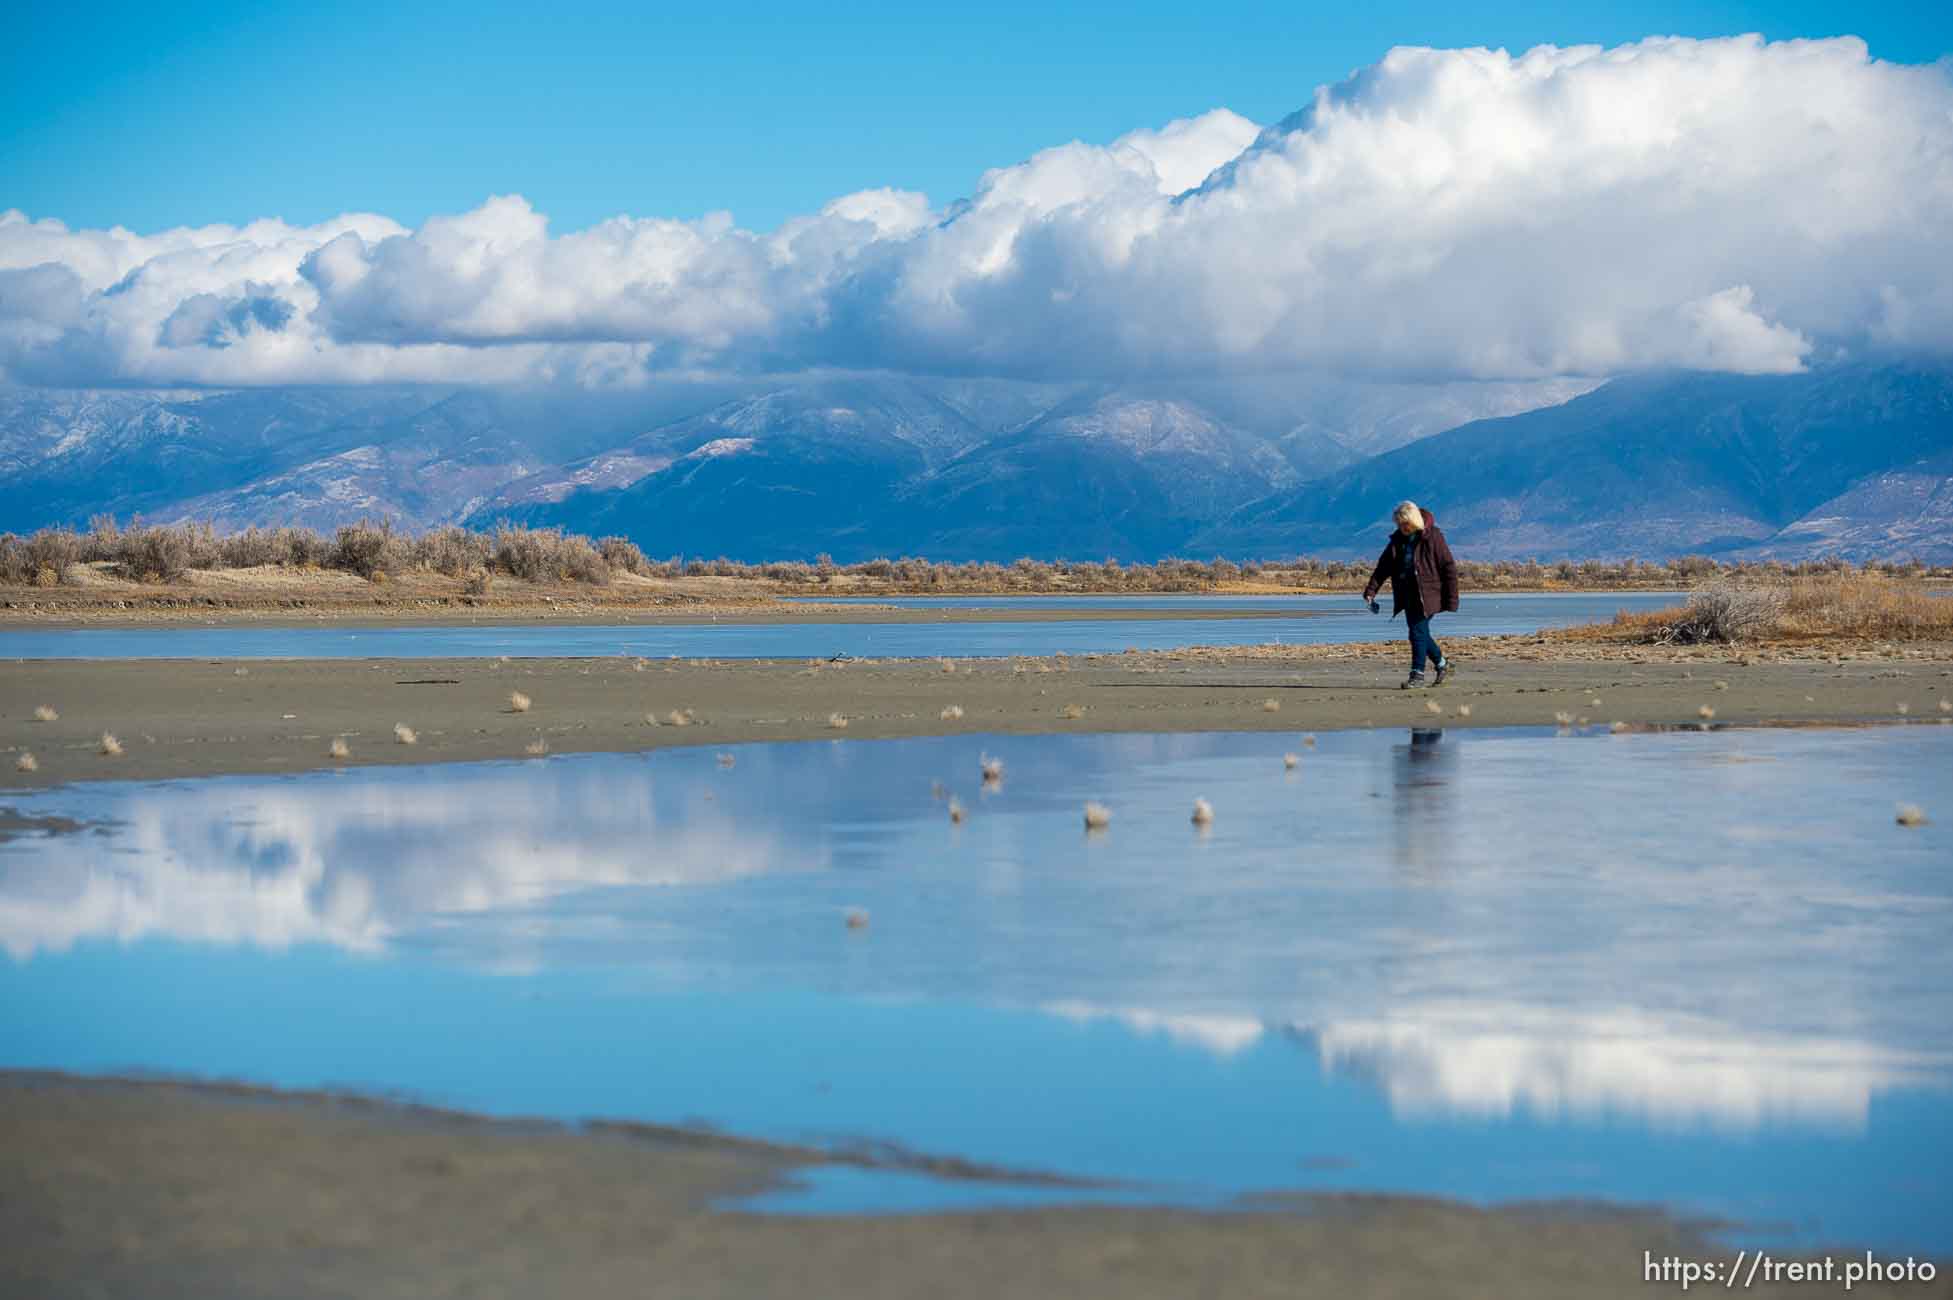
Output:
[5, 1070, 1940, 1300]
[4, 636, 1950, 787]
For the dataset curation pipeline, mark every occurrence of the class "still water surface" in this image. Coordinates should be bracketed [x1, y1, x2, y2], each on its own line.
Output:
[1, 724, 1947, 1247]
[0, 592, 1680, 660]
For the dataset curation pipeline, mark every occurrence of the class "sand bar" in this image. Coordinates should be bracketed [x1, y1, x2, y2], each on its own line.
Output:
[3, 634, 1950, 786]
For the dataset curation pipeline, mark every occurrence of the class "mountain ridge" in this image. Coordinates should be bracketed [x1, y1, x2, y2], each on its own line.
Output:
[1, 365, 1947, 562]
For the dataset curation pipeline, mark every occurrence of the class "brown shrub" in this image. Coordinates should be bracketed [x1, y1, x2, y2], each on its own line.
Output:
[217, 527, 285, 568]
[331, 520, 407, 579]
[415, 525, 492, 577]
[123, 525, 197, 581]
[598, 536, 649, 576]
[26, 529, 83, 578]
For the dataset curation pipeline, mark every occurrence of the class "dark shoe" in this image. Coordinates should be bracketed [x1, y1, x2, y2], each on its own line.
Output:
[1434, 660, 1451, 687]
[1400, 672, 1426, 690]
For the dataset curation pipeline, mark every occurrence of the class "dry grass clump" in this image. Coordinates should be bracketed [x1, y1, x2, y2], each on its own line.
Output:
[1597, 571, 1953, 646]
[16, 752, 38, 772]
[1060, 703, 1086, 720]
[1083, 802, 1112, 831]
[524, 738, 550, 756]
[1457, 704, 1473, 718]
[1697, 705, 1716, 720]
[98, 732, 123, 757]
[1777, 572, 1953, 640]
[662, 708, 695, 727]
[393, 722, 418, 745]
[941, 704, 965, 721]
[328, 737, 350, 760]
[1262, 698, 1280, 713]
[827, 712, 849, 729]
[33, 705, 58, 722]
[939, 658, 957, 674]
[1424, 700, 1442, 714]
[508, 691, 532, 713]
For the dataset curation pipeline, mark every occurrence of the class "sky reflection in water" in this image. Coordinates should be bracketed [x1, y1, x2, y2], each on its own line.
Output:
[1, 724, 1948, 1249]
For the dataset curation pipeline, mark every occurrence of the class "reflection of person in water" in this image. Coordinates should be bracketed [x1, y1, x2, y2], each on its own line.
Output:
[1391, 728, 1455, 875]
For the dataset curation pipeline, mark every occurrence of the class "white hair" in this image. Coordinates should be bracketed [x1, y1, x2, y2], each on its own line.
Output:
[1393, 500, 1425, 529]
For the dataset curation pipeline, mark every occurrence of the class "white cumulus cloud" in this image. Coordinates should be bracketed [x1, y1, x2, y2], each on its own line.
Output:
[2, 34, 1949, 389]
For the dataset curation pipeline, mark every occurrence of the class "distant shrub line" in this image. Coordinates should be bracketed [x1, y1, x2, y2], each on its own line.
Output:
[0, 519, 650, 588]
[0, 518, 1946, 591]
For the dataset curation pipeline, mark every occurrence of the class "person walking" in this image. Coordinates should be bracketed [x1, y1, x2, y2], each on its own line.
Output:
[1362, 500, 1459, 689]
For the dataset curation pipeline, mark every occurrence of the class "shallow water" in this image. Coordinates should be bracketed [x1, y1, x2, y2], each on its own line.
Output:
[1, 724, 1948, 1249]
[0, 591, 1679, 660]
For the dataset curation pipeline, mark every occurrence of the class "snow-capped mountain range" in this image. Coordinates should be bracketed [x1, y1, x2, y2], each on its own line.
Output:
[1, 365, 1947, 562]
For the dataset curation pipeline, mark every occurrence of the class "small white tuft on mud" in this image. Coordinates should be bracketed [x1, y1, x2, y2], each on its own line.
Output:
[393, 723, 418, 745]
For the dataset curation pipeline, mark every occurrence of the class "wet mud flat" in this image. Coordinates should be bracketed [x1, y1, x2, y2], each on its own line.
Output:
[7, 1071, 1941, 1300]
[5, 639, 1951, 786]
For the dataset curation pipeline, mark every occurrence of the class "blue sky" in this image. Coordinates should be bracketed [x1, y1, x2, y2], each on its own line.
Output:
[4, 0, 1949, 235]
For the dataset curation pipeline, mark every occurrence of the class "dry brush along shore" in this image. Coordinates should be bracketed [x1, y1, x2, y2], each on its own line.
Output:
[5, 518, 1948, 618]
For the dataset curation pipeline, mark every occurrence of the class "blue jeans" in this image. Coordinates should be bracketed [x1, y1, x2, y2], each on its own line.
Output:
[1406, 610, 1444, 676]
